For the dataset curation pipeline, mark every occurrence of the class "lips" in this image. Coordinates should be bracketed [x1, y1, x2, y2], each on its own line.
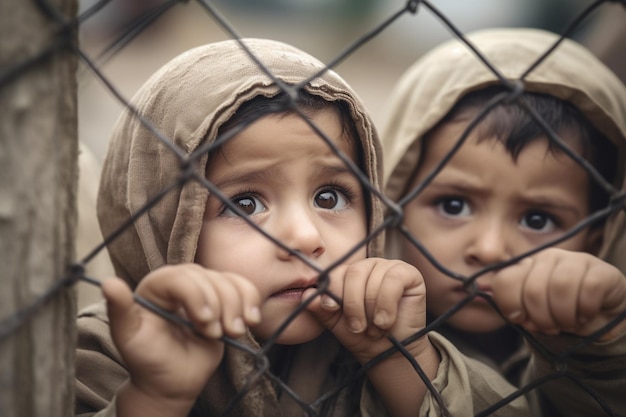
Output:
[475, 283, 493, 296]
[271, 278, 318, 299]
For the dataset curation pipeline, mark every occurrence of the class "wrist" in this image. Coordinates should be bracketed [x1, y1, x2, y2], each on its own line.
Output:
[386, 335, 440, 379]
[366, 337, 440, 417]
[116, 380, 197, 417]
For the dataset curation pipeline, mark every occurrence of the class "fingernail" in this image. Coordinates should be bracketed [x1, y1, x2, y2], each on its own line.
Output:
[508, 311, 523, 322]
[199, 306, 213, 321]
[248, 306, 261, 323]
[348, 318, 363, 333]
[232, 317, 246, 334]
[373, 310, 388, 328]
[322, 296, 338, 309]
[205, 321, 222, 338]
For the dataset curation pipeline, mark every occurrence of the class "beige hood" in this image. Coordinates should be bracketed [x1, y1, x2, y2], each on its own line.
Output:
[97, 38, 384, 288]
[382, 28, 626, 262]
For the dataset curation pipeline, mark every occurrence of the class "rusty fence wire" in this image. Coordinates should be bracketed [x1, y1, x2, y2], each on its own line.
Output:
[1, 0, 626, 416]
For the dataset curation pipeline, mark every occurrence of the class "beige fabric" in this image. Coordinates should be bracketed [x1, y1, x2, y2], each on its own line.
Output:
[97, 38, 384, 289]
[421, 333, 528, 416]
[382, 28, 626, 262]
[381, 28, 626, 416]
[76, 302, 336, 417]
[77, 302, 530, 417]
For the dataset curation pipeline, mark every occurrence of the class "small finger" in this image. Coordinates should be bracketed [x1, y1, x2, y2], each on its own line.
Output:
[493, 258, 531, 323]
[578, 261, 623, 323]
[521, 256, 557, 332]
[371, 262, 416, 330]
[102, 277, 138, 343]
[303, 287, 341, 329]
[546, 260, 585, 332]
[135, 266, 217, 330]
[224, 272, 263, 325]
[206, 272, 248, 336]
[341, 262, 372, 334]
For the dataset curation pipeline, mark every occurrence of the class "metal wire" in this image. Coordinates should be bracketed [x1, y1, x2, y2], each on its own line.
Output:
[2, 1, 625, 416]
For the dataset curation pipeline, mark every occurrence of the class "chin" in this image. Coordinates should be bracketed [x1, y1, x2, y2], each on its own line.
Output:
[253, 315, 325, 345]
[444, 310, 507, 334]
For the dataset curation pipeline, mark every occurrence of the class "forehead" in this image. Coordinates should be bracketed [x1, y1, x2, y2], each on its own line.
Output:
[421, 116, 588, 169]
[414, 120, 591, 206]
[208, 108, 358, 174]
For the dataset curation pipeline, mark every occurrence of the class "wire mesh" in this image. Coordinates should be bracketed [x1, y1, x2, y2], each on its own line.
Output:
[1, 0, 625, 416]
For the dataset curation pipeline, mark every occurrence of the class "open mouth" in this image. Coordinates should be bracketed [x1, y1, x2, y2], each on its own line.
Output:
[272, 282, 318, 299]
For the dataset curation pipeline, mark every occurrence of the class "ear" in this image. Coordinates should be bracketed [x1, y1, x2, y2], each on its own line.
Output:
[584, 225, 604, 256]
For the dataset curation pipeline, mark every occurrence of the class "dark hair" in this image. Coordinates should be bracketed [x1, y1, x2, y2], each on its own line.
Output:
[218, 89, 360, 149]
[439, 86, 617, 215]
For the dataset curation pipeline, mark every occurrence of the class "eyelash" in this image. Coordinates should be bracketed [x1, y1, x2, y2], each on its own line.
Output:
[432, 195, 467, 210]
[216, 181, 360, 215]
[323, 181, 359, 204]
[430, 194, 564, 232]
[522, 210, 562, 230]
[217, 188, 264, 216]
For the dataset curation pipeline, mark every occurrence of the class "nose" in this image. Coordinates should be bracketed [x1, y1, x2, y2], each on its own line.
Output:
[464, 218, 511, 267]
[275, 206, 326, 261]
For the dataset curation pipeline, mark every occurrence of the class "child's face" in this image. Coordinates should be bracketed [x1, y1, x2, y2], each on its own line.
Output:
[196, 107, 367, 344]
[401, 119, 600, 333]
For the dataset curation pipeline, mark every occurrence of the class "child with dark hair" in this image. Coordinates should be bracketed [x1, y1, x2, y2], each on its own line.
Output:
[382, 28, 626, 416]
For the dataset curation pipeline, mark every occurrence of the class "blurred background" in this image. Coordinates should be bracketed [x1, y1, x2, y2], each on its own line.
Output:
[75, 0, 626, 309]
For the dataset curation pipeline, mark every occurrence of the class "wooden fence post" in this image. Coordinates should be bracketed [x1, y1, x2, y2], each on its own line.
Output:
[0, 1, 78, 416]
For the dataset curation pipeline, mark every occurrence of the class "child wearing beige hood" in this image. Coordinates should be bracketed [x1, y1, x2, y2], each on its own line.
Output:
[382, 28, 626, 416]
[75, 39, 531, 417]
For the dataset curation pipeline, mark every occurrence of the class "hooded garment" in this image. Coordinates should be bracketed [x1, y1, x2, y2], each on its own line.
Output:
[78, 37, 381, 417]
[381, 28, 626, 416]
[76, 38, 531, 417]
[383, 27, 626, 264]
[97, 38, 385, 287]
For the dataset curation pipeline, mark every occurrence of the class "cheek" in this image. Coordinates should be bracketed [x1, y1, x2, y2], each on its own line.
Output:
[401, 211, 450, 264]
[402, 202, 437, 240]
[400, 237, 442, 280]
[401, 241, 445, 282]
[196, 223, 267, 273]
[328, 217, 367, 258]
[552, 228, 596, 253]
[399, 229, 460, 308]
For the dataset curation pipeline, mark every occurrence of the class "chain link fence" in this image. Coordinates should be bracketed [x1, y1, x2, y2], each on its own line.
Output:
[1, 0, 625, 416]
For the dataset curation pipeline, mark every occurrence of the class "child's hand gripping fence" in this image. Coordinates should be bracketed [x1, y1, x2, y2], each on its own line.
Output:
[1, 1, 626, 416]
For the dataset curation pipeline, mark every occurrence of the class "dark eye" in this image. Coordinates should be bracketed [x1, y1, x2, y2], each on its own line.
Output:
[315, 189, 349, 210]
[222, 195, 266, 217]
[437, 197, 470, 217]
[521, 211, 556, 233]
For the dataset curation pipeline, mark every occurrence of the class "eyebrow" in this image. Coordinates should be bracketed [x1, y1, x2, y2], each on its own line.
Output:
[425, 177, 489, 198]
[426, 178, 583, 217]
[210, 161, 357, 190]
[516, 195, 583, 217]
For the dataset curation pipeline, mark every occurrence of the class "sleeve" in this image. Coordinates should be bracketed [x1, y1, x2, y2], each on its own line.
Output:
[359, 332, 531, 417]
[522, 330, 626, 417]
[75, 303, 127, 417]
